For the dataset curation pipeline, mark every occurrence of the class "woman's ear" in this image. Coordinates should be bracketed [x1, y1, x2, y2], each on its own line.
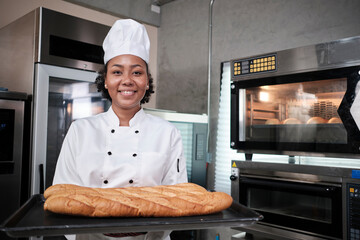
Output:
[104, 74, 108, 89]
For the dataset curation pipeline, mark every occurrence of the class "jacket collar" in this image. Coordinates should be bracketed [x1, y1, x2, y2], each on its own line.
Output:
[106, 106, 146, 127]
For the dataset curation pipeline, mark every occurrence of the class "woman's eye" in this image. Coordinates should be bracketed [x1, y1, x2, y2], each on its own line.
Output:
[133, 71, 143, 75]
[113, 71, 122, 75]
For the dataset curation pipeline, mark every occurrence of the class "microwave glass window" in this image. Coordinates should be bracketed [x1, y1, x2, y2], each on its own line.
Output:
[0, 109, 15, 162]
[247, 187, 332, 223]
[245, 78, 347, 144]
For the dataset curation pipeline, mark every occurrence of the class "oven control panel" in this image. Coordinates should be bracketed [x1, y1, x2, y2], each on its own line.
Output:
[232, 54, 277, 77]
[348, 183, 360, 240]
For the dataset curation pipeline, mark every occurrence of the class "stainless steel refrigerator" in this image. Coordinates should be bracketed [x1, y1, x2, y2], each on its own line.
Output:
[0, 8, 110, 240]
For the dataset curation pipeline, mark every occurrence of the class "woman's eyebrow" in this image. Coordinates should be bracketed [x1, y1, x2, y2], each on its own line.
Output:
[111, 64, 144, 69]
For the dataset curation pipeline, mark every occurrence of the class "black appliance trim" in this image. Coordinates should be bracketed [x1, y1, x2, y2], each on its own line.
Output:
[49, 35, 104, 64]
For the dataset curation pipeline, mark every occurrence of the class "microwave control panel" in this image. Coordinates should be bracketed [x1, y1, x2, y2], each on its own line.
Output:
[232, 54, 277, 77]
[348, 183, 360, 240]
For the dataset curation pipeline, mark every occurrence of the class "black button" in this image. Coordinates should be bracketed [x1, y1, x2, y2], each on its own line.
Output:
[108, 151, 112, 155]
[132, 153, 137, 157]
[135, 130, 139, 134]
[129, 179, 133, 184]
[111, 129, 115, 133]
[104, 180, 108, 184]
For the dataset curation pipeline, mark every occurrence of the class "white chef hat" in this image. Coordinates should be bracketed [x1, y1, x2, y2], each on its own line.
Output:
[103, 19, 150, 64]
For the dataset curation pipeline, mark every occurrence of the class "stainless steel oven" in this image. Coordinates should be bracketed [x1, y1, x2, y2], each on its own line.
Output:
[228, 36, 360, 240]
[230, 160, 360, 240]
[230, 36, 360, 158]
[0, 91, 30, 240]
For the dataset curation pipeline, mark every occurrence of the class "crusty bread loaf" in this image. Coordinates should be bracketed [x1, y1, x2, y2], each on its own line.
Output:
[282, 118, 301, 124]
[265, 118, 280, 125]
[328, 117, 342, 124]
[43, 183, 233, 217]
[306, 117, 327, 124]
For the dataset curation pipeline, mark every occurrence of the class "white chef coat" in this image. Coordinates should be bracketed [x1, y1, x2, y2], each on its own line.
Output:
[53, 107, 188, 240]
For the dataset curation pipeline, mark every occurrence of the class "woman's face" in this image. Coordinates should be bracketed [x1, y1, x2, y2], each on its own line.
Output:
[105, 54, 149, 112]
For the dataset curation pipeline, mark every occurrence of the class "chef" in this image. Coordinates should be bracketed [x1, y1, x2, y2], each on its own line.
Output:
[53, 19, 188, 240]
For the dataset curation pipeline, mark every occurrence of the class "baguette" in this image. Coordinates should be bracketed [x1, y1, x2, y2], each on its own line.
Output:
[43, 183, 233, 217]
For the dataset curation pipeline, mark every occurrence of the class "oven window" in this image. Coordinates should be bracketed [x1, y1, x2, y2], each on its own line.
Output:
[248, 187, 332, 223]
[245, 78, 347, 144]
[240, 178, 343, 238]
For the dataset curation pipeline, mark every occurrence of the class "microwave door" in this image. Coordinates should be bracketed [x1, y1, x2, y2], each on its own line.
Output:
[31, 64, 109, 196]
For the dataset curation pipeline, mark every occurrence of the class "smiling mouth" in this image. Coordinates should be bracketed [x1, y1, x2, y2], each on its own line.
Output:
[119, 90, 137, 95]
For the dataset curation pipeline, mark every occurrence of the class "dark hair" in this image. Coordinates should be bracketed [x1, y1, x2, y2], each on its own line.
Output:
[95, 62, 154, 104]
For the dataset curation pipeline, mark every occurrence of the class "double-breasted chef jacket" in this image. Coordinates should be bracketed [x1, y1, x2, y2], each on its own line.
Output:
[53, 107, 188, 240]
[53, 106, 188, 188]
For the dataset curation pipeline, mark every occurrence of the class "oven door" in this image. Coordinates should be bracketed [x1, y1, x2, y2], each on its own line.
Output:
[31, 63, 110, 197]
[239, 176, 342, 239]
[231, 65, 360, 157]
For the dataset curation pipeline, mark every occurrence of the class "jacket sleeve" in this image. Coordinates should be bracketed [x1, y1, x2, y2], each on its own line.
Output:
[52, 123, 83, 185]
[161, 127, 188, 185]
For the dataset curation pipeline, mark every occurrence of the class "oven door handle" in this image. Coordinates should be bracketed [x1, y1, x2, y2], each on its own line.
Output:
[239, 177, 338, 193]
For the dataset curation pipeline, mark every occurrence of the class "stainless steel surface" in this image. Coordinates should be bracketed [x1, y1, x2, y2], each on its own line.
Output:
[38, 8, 109, 71]
[0, 7, 111, 197]
[1, 9, 112, 240]
[236, 161, 349, 182]
[231, 35, 360, 81]
[238, 89, 246, 141]
[0, 9, 39, 94]
[207, 0, 215, 152]
[0, 7, 109, 95]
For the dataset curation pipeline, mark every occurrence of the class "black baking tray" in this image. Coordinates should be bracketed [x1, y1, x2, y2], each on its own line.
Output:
[1, 194, 263, 238]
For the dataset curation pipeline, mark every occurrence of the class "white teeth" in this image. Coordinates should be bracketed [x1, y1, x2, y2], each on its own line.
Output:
[120, 90, 135, 95]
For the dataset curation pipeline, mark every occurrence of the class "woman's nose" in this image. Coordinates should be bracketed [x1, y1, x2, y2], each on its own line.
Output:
[121, 73, 133, 85]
